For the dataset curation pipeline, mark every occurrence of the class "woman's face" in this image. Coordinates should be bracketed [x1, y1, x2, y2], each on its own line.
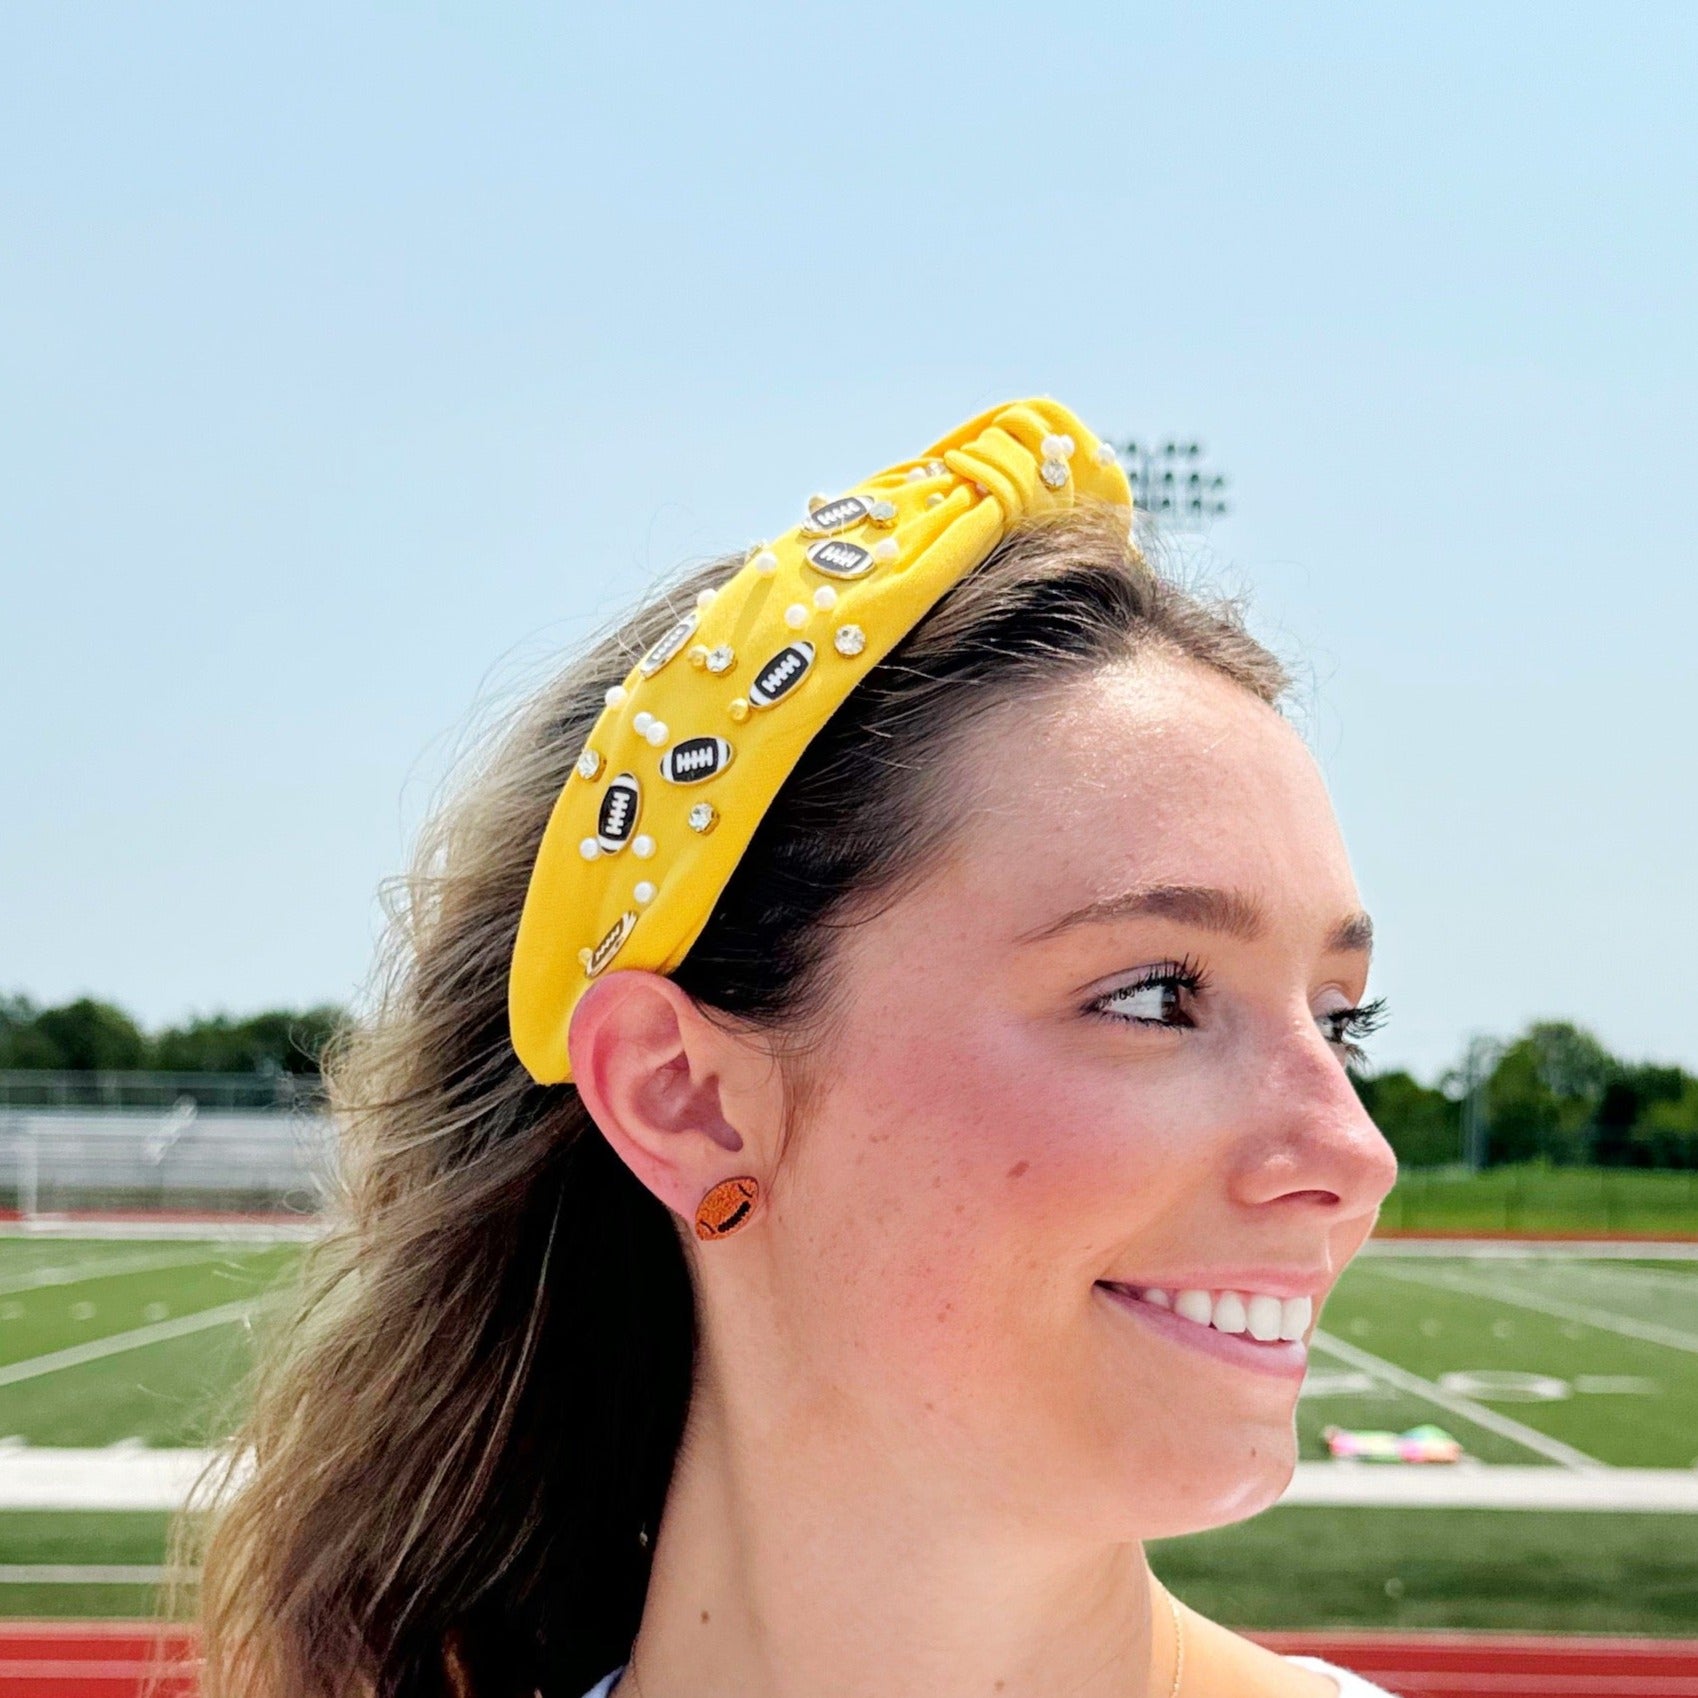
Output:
[757, 656, 1398, 1542]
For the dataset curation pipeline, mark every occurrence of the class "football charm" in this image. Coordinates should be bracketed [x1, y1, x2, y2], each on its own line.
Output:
[748, 642, 815, 709]
[660, 736, 735, 784]
[584, 910, 639, 978]
[595, 772, 641, 853]
[805, 538, 875, 579]
[799, 493, 875, 536]
[638, 611, 699, 677]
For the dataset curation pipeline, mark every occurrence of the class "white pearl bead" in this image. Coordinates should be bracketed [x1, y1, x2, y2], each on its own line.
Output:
[696, 586, 717, 611]
[579, 838, 600, 860]
[752, 550, 779, 575]
[926, 491, 945, 508]
[604, 684, 628, 709]
[632, 834, 655, 859]
[632, 710, 653, 736]
[785, 602, 809, 629]
[645, 720, 668, 746]
[633, 881, 656, 905]
[871, 537, 898, 561]
[812, 585, 838, 610]
[905, 466, 928, 482]
[1041, 433, 1076, 461]
[1096, 441, 1119, 464]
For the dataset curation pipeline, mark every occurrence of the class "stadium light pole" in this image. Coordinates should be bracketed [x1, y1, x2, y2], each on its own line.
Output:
[1102, 438, 1230, 530]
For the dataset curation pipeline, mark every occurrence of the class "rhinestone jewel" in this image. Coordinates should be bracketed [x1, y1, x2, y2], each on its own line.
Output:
[866, 498, 898, 525]
[834, 624, 867, 657]
[688, 802, 718, 833]
[1039, 458, 1070, 490]
[576, 747, 603, 780]
[705, 644, 736, 674]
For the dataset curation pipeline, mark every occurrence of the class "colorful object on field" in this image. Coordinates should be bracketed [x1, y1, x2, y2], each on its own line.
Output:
[508, 397, 1134, 1084]
[1321, 1422, 1464, 1463]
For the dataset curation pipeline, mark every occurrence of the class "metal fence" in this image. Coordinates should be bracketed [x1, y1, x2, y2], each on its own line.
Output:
[0, 1106, 335, 1220]
[0, 1070, 324, 1111]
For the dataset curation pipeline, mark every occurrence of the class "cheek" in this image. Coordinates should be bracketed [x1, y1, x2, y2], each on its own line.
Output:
[793, 995, 1205, 1388]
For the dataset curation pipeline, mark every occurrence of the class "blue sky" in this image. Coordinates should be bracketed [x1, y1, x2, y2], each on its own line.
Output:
[3, 3, 1694, 1080]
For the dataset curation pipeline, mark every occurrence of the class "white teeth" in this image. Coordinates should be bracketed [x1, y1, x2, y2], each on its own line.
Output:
[1173, 1289, 1213, 1325]
[1211, 1291, 1248, 1333]
[1131, 1285, 1314, 1343]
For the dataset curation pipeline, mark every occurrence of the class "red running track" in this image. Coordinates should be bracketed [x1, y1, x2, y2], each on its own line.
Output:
[4, 1624, 1698, 1697]
[1251, 1629, 1698, 1695]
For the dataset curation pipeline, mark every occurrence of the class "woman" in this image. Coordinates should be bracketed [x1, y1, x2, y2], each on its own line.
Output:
[192, 399, 1404, 1698]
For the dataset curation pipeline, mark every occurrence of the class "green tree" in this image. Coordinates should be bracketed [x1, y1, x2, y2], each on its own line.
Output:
[5, 997, 150, 1071]
[151, 1006, 344, 1074]
[1354, 1070, 1460, 1167]
[1635, 1078, 1698, 1169]
[1483, 1021, 1615, 1166]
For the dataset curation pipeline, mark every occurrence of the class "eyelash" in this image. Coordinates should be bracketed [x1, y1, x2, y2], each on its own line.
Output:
[1325, 997, 1391, 1069]
[1085, 962, 1391, 1069]
[1085, 956, 1210, 1030]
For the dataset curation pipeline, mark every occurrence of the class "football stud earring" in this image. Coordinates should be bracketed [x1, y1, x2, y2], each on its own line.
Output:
[694, 1176, 760, 1240]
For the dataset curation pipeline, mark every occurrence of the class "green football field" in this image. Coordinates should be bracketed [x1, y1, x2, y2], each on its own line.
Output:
[0, 1232, 1693, 1628]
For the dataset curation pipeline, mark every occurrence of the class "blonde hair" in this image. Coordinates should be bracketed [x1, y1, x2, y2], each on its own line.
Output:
[181, 504, 1287, 1698]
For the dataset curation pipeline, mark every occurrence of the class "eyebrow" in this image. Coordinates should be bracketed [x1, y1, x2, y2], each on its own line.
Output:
[1014, 883, 1374, 957]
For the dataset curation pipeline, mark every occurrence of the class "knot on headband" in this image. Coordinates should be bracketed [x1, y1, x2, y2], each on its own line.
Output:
[509, 397, 1133, 1084]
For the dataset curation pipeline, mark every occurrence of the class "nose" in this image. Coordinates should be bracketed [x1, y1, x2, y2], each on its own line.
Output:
[1236, 1014, 1400, 1217]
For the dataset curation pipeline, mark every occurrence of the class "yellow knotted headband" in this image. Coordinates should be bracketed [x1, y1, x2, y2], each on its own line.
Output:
[508, 396, 1134, 1084]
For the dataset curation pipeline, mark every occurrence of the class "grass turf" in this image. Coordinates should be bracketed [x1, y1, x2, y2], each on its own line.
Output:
[1379, 1163, 1698, 1236]
[1151, 1505, 1698, 1635]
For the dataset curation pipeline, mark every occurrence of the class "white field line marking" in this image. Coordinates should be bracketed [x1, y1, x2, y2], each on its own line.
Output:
[1364, 1261, 1698, 1356]
[1306, 1327, 1605, 1470]
[1362, 1238, 1698, 1260]
[0, 1564, 193, 1584]
[1526, 1261, 1698, 1297]
[1279, 1461, 1698, 1512]
[0, 1300, 262, 1388]
[0, 1219, 323, 1243]
[0, 1249, 225, 1299]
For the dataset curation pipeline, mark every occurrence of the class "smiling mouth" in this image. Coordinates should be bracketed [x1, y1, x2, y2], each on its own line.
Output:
[1093, 1281, 1313, 1382]
[1094, 1282, 1313, 1343]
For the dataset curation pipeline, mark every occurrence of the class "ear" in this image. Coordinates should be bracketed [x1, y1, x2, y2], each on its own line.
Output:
[567, 968, 774, 1227]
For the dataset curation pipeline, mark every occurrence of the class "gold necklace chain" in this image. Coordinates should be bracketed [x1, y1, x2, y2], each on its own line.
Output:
[622, 1587, 1184, 1698]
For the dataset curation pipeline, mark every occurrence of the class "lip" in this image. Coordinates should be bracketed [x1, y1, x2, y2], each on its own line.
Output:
[1094, 1282, 1310, 1382]
[1098, 1268, 1332, 1302]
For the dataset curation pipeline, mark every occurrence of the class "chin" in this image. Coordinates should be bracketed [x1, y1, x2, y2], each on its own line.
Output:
[1117, 1429, 1298, 1543]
